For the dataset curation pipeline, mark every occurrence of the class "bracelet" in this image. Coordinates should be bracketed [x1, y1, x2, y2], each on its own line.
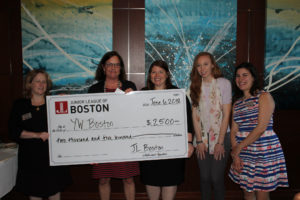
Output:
[216, 142, 224, 146]
[188, 141, 193, 144]
[196, 140, 203, 145]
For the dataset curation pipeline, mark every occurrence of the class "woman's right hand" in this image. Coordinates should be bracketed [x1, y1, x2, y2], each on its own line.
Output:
[196, 143, 207, 160]
[232, 156, 243, 173]
[39, 132, 49, 141]
[124, 88, 134, 94]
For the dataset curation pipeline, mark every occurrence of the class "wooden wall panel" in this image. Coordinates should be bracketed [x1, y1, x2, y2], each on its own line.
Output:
[0, 76, 12, 141]
[236, 0, 251, 64]
[128, 9, 145, 89]
[113, 9, 129, 69]
[0, 0, 22, 142]
[10, 0, 23, 100]
[0, 2, 11, 75]
[248, 8, 266, 80]
[273, 110, 300, 190]
[113, 0, 145, 90]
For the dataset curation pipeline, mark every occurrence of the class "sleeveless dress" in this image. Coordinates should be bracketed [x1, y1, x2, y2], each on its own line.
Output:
[228, 91, 289, 192]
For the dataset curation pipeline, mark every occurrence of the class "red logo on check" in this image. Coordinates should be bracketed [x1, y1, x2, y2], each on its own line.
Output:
[55, 101, 68, 114]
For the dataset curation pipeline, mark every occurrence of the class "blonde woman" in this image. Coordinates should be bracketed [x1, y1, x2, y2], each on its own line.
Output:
[9, 69, 71, 200]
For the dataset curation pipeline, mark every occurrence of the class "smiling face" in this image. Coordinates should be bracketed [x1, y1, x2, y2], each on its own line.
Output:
[196, 55, 214, 80]
[235, 67, 254, 93]
[103, 56, 121, 80]
[150, 65, 168, 89]
[30, 73, 47, 97]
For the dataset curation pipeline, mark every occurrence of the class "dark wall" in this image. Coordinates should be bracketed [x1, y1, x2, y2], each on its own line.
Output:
[0, 0, 23, 142]
[1, 0, 299, 199]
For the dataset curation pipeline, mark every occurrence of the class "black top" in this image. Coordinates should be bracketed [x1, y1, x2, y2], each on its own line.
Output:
[9, 98, 49, 169]
[88, 80, 137, 93]
[139, 85, 194, 186]
[8, 98, 72, 197]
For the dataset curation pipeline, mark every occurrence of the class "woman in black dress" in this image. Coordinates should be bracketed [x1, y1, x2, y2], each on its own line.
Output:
[9, 69, 72, 200]
[140, 60, 194, 200]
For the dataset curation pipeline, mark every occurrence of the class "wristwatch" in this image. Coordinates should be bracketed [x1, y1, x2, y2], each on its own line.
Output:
[196, 140, 203, 145]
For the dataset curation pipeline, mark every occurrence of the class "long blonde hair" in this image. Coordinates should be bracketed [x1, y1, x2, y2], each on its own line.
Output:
[189, 52, 222, 107]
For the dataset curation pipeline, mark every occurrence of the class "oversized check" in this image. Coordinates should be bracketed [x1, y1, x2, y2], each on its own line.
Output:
[46, 89, 188, 166]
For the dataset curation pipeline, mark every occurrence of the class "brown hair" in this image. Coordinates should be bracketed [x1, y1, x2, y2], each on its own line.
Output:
[146, 60, 172, 89]
[189, 52, 222, 107]
[233, 62, 261, 102]
[95, 51, 126, 81]
[24, 69, 52, 98]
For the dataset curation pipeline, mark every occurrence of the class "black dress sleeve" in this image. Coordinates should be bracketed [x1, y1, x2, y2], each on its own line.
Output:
[186, 96, 194, 136]
[88, 81, 105, 93]
[170, 85, 194, 135]
[8, 99, 27, 142]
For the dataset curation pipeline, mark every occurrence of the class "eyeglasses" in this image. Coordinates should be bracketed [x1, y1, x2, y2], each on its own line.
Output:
[105, 63, 121, 68]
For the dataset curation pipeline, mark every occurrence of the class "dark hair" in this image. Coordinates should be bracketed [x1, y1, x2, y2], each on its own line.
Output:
[233, 62, 262, 102]
[146, 60, 173, 90]
[95, 51, 126, 81]
[24, 69, 52, 98]
[189, 52, 222, 107]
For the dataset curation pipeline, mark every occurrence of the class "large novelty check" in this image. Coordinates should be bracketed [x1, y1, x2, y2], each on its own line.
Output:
[46, 89, 188, 166]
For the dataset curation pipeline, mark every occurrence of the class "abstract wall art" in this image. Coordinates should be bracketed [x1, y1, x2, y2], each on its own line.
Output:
[145, 0, 237, 89]
[21, 0, 112, 93]
[265, 0, 300, 109]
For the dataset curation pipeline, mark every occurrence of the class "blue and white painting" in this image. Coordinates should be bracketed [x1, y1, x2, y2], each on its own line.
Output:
[21, 0, 112, 93]
[145, 0, 237, 89]
[264, 0, 300, 109]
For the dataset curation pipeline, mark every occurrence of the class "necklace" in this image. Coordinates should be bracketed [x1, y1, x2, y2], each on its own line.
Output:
[31, 98, 44, 111]
[104, 80, 121, 93]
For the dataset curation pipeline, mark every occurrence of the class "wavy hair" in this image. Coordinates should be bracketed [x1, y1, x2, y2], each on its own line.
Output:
[189, 52, 222, 107]
[233, 62, 262, 102]
[95, 51, 126, 81]
[146, 60, 173, 90]
[24, 69, 52, 99]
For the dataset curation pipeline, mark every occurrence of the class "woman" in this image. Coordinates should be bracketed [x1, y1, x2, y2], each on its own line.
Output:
[139, 60, 194, 200]
[229, 62, 289, 200]
[9, 69, 72, 200]
[88, 51, 139, 200]
[188, 52, 232, 200]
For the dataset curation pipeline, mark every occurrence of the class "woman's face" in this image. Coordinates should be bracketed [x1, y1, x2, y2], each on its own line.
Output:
[31, 73, 47, 96]
[103, 56, 121, 80]
[196, 55, 214, 79]
[150, 65, 168, 89]
[235, 68, 254, 92]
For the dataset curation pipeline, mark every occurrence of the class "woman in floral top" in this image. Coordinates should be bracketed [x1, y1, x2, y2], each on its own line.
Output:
[188, 52, 232, 200]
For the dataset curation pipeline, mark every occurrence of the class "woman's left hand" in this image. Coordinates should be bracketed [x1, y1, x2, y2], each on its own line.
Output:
[214, 143, 225, 160]
[39, 132, 49, 142]
[188, 143, 194, 157]
[124, 88, 134, 93]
